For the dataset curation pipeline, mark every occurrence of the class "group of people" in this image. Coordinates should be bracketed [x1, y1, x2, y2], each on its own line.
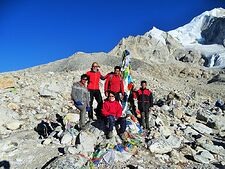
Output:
[71, 62, 153, 139]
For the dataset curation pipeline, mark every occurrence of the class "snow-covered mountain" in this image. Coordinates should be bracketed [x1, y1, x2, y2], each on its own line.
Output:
[168, 7, 225, 68]
[169, 8, 225, 45]
[112, 8, 225, 68]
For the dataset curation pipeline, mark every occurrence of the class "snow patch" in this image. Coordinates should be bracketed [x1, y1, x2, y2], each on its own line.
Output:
[145, 27, 166, 45]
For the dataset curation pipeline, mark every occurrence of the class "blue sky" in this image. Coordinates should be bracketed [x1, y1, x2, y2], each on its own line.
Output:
[0, 0, 224, 72]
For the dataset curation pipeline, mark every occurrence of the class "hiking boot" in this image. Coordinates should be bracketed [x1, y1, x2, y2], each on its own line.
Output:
[107, 131, 113, 139]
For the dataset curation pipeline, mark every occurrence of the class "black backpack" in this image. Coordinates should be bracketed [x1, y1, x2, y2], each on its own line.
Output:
[35, 120, 54, 138]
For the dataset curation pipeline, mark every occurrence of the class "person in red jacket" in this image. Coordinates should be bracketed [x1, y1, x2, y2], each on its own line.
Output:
[133, 80, 153, 130]
[102, 91, 126, 139]
[86, 62, 105, 120]
[104, 66, 124, 101]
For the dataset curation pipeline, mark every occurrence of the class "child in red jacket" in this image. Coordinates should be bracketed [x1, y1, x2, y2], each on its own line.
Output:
[102, 91, 126, 139]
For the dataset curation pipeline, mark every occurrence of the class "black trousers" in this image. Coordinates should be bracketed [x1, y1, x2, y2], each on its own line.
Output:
[105, 116, 126, 134]
[89, 89, 103, 119]
[141, 110, 150, 129]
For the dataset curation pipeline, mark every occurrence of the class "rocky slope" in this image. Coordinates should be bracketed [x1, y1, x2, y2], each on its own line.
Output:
[0, 8, 225, 169]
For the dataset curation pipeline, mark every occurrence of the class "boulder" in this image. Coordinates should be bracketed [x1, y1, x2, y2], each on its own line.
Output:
[67, 147, 79, 155]
[43, 154, 88, 169]
[193, 150, 215, 164]
[197, 136, 225, 156]
[0, 140, 18, 152]
[0, 106, 20, 126]
[43, 138, 52, 145]
[5, 120, 24, 130]
[61, 132, 73, 145]
[161, 105, 171, 111]
[159, 126, 173, 137]
[192, 122, 213, 135]
[167, 134, 182, 149]
[215, 116, 225, 131]
[35, 113, 47, 120]
[77, 131, 97, 153]
[63, 113, 80, 126]
[196, 110, 210, 122]
[39, 82, 61, 98]
[0, 77, 15, 89]
[149, 137, 172, 154]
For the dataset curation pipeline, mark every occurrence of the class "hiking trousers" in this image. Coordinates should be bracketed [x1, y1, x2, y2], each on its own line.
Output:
[89, 89, 103, 119]
[76, 104, 87, 129]
[141, 110, 150, 129]
[106, 115, 126, 134]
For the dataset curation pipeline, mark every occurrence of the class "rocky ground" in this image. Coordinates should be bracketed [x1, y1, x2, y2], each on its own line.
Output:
[0, 51, 225, 169]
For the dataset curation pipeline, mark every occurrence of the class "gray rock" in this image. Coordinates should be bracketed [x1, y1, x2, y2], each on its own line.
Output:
[43, 154, 88, 169]
[196, 110, 210, 122]
[0, 140, 18, 152]
[161, 105, 172, 111]
[192, 122, 213, 135]
[193, 150, 215, 164]
[167, 134, 182, 149]
[215, 116, 225, 131]
[5, 120, 24, 130]
[61, 132, 73, 145]
[184, 126, 200, 136]
[203, 143, 225, 156]
[159, 126, 173, 137]
[77, 131, 97, 153]
[149, 137, 172, 154]
[0, 106, 20, 127]
[207, 74, 225, 84]
[39, 82, 61, 98]
[67, 147, 79, 155]
[197, 136, 225, 156]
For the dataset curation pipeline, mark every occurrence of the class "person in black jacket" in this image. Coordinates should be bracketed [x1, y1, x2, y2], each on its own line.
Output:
[134, 80, 153, 130]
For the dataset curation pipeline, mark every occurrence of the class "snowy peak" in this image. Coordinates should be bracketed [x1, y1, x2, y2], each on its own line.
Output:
[144, 27, 167, 45]
[168, 8, 225, 45]
[203, 7, 225, 18]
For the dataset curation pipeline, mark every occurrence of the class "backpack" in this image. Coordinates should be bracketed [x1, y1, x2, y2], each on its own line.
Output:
[35, 120, 54, 138]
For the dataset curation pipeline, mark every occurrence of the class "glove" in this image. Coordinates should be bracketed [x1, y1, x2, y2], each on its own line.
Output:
[136, 109, 141, 118]
[86, 106, 91, 112]
[75, 101, 83, 106]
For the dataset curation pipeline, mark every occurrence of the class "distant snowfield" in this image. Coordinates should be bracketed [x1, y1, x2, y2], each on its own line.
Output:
[167, 8, 225, 68]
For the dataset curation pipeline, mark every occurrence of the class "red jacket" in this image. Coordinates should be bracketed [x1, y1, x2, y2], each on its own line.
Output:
[104, 74, 124, 94]
[86, 71, 103, 90]
[102, 100, 122, 118]
[133, 88, 153, 112]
